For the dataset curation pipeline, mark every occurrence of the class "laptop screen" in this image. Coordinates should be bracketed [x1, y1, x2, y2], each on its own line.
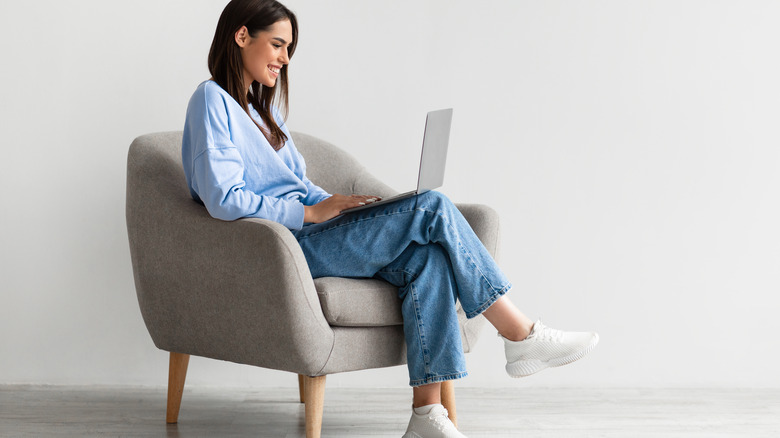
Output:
[416, 108, 453, 193]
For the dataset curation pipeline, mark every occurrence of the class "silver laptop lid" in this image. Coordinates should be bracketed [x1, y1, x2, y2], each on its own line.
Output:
[416, 108, 453, 193]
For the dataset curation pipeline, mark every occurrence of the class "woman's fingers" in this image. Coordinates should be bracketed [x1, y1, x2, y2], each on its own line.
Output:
[334, 194, 365, 209]
[315, 194, 384, 220]
[350, 194, 382, 203]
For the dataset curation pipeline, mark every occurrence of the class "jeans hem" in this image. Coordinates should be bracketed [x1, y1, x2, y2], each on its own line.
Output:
[465, 282, 512, 319]
[409, 371, 469, 387]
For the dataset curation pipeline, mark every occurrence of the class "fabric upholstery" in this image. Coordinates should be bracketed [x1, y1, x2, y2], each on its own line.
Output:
[126, 131, 501, 377]
[314, 277, 403, 327]
[292, 132, 397, 198]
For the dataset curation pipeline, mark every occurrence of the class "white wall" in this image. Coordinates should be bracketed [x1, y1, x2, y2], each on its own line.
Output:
[1, 0, 778, 389]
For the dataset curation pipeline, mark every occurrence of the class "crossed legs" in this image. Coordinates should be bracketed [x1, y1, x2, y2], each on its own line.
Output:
[411, 295, 534, 408]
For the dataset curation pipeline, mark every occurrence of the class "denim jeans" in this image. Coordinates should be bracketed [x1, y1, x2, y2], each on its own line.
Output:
[292, 191, 511, 386]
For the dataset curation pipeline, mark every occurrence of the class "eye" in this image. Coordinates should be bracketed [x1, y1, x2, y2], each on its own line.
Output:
[272, 44, 282, 48]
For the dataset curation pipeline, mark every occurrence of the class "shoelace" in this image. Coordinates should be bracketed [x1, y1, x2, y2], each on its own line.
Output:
[429, 408, 455, 431]
[530, 320, 565, 343]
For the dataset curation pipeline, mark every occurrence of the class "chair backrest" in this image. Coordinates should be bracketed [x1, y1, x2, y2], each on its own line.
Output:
[291, 132, 396, 198]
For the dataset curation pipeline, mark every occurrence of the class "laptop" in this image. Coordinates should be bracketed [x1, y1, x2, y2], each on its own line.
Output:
[340, 108, 453, 214]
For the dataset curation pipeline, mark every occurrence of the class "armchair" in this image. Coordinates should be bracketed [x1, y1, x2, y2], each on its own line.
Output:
[125, 131, 501, 437]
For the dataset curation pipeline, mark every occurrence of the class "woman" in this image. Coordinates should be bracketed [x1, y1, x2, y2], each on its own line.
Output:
[182, 1, 598, 437]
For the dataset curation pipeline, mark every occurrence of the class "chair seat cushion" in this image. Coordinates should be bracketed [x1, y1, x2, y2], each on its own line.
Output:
[313, 277, 403, 327]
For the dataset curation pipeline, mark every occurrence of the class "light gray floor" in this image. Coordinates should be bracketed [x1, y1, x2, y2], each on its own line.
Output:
[1, 385, 778, 437]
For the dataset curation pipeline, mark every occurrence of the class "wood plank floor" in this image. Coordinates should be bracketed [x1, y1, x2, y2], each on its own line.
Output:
[1, 385, 778, 437]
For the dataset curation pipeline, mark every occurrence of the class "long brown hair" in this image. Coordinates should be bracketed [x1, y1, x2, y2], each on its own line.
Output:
[208, 0, 298, 150]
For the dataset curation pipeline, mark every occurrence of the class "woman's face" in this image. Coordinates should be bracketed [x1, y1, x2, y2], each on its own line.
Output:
[235, 19, 293, 90]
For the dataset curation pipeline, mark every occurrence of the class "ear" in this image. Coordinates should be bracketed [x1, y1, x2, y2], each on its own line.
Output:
[234, 26, 249, 48]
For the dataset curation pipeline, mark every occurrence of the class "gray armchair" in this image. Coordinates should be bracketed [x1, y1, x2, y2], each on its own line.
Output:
[125, 131, 502, 437]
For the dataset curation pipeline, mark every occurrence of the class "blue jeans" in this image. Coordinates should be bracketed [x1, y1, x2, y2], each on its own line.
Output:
[292, 191, 511, 386]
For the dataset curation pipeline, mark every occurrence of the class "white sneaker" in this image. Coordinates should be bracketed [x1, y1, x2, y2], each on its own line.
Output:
[501, 319, 599, 378]
[402, 404, 467, 438]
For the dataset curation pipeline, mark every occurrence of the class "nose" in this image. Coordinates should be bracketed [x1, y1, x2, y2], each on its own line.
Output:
[279, 48, 290, 65]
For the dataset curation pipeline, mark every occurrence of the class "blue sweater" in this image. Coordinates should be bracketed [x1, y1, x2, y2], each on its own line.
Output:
[182, 80, 331, 229]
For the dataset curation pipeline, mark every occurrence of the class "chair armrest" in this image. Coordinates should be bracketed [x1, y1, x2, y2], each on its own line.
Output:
[455, 203, 501, 261]
[129, 203, 335, 376]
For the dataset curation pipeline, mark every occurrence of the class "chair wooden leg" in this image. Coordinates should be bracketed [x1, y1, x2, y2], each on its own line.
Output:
[441, 380, 457, 428]
[298, 374, 306, 403]
[303, 375, 326, 438]
[166, 352, 190, 424]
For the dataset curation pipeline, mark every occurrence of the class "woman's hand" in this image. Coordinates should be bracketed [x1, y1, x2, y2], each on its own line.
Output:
[303, 194, 381, 223]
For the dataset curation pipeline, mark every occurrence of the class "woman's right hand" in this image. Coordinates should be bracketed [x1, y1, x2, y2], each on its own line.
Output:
[303, 194, 381, 223]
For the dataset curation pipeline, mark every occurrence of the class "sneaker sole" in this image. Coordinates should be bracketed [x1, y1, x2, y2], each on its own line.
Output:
[506, 333, 599, 378]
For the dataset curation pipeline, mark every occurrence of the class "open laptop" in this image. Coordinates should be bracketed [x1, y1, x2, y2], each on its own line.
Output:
[340, 108, 453, 214]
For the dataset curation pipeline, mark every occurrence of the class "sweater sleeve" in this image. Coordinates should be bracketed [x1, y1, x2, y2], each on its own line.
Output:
[188, 94, 306, 229]
[302, 174, 332, 206]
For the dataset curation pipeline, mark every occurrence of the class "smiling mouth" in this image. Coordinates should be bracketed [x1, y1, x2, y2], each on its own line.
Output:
[268, 65, 281, 75]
